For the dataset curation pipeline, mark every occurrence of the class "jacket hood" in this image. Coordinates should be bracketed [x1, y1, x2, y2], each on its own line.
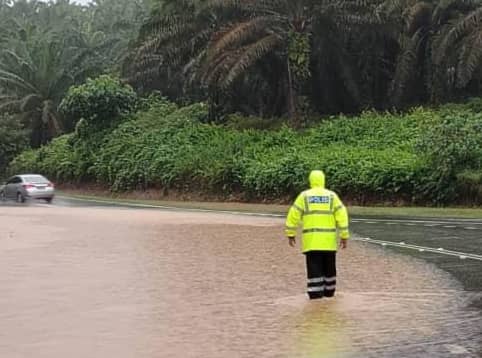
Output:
[309, 170, 325, 188]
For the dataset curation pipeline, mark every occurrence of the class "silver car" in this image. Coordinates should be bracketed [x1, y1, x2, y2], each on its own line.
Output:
[0, 174, 55, 203]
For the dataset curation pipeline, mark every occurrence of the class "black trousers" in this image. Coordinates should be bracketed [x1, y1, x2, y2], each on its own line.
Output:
[305, 251, 337, 299]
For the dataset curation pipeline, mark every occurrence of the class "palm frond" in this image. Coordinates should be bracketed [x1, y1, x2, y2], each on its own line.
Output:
[390, 29, 425, 104]
[456, 32, 482, 87]
[378, 0, 411, 17]
[221, 34, 281, 88]
[208, 17, 271, 59]
[433, 0, 479, 23]
[405, 2, 433, 35]
[20, 93, 42, 112]
[435, 8, 482, 65]
[0, 69, 39, 93]
[202, 50, 235, 85]
[0, 99, 22, 113]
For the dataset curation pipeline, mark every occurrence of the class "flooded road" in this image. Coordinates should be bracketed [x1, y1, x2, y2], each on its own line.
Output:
[0, 205, 481, 357]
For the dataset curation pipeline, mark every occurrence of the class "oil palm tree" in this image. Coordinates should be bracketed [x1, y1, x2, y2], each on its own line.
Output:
[390, 0, 482, 106]
[129, 0, 219, 96]
[200, 0, 318, 122]
[132, 0, 374, 122]
[0, 0, 145, 145]
[87, 0, 149, 68]
[0, 34, 80, 146]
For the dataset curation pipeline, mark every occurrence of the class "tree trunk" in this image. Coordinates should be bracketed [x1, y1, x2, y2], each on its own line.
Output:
[286, 57, 299, 127]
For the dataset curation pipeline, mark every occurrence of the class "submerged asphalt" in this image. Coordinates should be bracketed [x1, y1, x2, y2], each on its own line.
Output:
[1, 197, 481, 356]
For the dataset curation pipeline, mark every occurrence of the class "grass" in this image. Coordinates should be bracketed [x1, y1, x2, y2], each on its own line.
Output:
[58, 190, 482, 219]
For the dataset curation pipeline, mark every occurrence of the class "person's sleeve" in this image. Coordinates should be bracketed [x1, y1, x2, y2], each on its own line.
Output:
[333, 194, 350, 239]
[285, 193, 305, 237]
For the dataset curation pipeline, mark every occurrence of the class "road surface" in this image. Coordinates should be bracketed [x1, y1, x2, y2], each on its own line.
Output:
[0, 198, 481, 357]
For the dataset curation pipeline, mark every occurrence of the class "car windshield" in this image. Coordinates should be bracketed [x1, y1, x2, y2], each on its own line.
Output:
[23, 176, 49, 184]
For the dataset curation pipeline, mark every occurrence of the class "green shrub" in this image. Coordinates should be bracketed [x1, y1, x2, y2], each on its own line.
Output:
[237, 146, 425, 202]
[417, 107, 482, 203]
[225, 113, 285, 130]
[456, 170, 482, 205]
[8, 135, 80, 182]
[8, 149, 39, 176]
[0, 114, 28, 177]
[466, 97, 482, 113]
[9, 99, 482, 204]
[59, 75, 137, 131]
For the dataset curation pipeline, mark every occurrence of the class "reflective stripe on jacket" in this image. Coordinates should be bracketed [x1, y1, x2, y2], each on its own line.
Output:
[285, 170, 349, 252]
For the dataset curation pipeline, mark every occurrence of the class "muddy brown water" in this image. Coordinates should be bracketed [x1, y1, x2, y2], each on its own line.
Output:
[0, 207, 480, 357]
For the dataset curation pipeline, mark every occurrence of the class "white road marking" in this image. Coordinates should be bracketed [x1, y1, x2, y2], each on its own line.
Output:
[56, 196, 288, 218]
[57, 196, 482, 229]
[40, 196, 482, 262]
[357, 238, 482, 261]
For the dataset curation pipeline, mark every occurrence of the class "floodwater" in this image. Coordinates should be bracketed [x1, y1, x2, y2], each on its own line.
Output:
[0, 206, 480, 357]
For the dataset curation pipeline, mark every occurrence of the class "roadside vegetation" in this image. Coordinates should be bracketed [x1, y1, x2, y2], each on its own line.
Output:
[1, 0, 481, 206]
[8, 77, 482, 205]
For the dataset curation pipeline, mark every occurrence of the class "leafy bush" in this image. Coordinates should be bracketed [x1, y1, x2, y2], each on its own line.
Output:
[417, 107, 482, 203]
[135, 92, 179, 116]
[9, 99, 482, 204]
[225, 113, 285, 130]
[8, 135, 79, 182]
[466, 97, 482, 113]
[59, 75, 137, 131]
[0, 114, 28, 177]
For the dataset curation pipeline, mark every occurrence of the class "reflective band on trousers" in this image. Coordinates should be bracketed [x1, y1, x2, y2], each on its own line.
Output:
[325, 284, 336, 291]
[307, 277, 324, 284]
[302, 228, 337, 234]
[308, 286, 325, 292]
[324, 276, 336, 283]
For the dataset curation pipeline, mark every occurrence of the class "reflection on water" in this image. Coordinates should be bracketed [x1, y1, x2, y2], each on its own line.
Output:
[287, 291, 481, 358]
[0, 207, 480, 357]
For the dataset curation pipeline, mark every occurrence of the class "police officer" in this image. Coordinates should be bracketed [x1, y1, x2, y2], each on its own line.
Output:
[285, 170, 349, 299]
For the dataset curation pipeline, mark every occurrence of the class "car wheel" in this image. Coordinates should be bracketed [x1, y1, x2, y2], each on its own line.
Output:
[17, 192, 25, 203]
[0, 191, 5, 201]
[45, 198, 53, 204]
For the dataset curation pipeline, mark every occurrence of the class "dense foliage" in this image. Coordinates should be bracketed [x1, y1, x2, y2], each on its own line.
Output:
[417, 101, 482, 202]
[59, 76, 138, 131]
[0, 114, 28, 176]
[9, 98, 482, 205]
[0, 0, 149, 146]
[1, 1, 481, 206]
[130, 0, 482, 121]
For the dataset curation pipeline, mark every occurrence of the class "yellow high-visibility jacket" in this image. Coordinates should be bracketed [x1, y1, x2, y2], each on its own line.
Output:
[285, 170, 349, 252]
